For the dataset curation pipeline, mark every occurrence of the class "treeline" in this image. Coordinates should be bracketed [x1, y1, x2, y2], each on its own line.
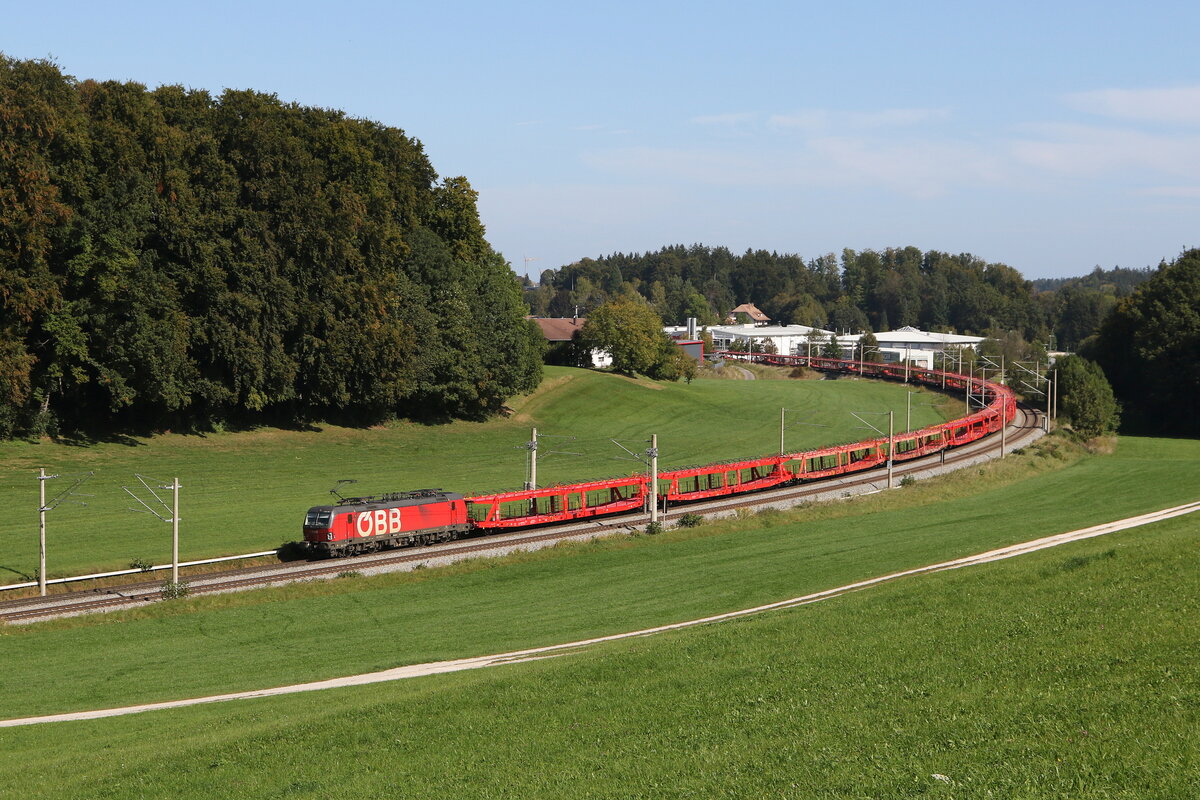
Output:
[528, 244, 1149, 350]
[0, 55, 543, 437]
[1081, 250, 1199, 437]
[1033, 265, 1156, 351]
[1031, 265, 1154, 295]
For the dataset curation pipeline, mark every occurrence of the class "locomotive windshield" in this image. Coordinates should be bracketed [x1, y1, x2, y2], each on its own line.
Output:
[305, 509, 332, 528]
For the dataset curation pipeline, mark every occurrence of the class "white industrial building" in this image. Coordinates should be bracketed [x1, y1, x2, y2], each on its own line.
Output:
[837, 326, 986, 368]
[664, 321, 838, 356]
[665, 320, 986, 368]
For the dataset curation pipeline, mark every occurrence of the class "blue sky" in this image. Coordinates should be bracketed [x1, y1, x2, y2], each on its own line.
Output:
[5, 1, 1199, 279]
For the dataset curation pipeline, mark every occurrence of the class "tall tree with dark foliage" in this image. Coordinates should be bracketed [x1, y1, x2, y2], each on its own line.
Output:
[0, 55, 542, 436]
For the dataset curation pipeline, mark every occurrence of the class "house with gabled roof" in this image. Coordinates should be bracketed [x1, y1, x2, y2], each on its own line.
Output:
[727, 303, 771, 325]
[527, 317, 613, 368]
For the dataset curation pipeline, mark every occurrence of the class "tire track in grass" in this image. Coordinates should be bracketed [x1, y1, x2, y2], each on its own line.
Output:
[4, 500, 1197, 728]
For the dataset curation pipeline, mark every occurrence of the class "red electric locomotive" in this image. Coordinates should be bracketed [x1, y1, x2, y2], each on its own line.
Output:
[303, 489, 470, 557]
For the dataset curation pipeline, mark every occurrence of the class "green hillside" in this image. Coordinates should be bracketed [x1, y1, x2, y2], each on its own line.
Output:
[0, 368, 958, 578]
[2, 436, 1196, 716]
[0, 436, 1196, 798]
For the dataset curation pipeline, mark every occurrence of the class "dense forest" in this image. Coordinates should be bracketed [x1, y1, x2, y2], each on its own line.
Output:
[1082, 250, 1200, 437]
[0, 55, 544, 437]
[527, 246, 1156, 351]
[1030, 265, 1155, 295]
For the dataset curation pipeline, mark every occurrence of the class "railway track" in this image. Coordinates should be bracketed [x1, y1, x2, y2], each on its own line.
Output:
[0, 404, 1044, 625]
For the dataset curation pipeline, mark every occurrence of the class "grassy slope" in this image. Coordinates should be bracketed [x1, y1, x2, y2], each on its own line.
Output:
[1, 436, 1195, 723]
[0, 466, 1195, 798]
[0, 369, 957, 578]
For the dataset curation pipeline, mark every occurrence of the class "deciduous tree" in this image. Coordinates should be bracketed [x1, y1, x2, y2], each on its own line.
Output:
[1084, 250, 1200, 435]
[1054, 354, 1120, 437]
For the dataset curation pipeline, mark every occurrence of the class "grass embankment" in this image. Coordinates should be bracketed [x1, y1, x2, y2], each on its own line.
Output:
[1, 435, 1195, 724]
[0, 368, 957, 579]
[0, 438, 1196, 798]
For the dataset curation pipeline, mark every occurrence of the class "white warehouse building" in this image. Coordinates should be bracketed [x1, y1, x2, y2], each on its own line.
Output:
[837, 326, 986, 368]
[665, 320, 986, 368]
[664, 322, 838, 356]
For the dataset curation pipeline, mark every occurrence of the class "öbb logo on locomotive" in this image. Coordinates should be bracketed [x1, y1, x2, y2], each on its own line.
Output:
[300, 355, 1017, 558]
[357, 507, 404, 538]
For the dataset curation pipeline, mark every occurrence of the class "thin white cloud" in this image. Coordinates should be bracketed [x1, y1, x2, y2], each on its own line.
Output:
[1136, 186, 1200, 198]
[1010, 123, 1200, 179]
[690, 112, 755, 126]
[806, 136, 1007, 197]
[568, 95, 1200, 210]
[480, 182, 680, 229]
[1066, 87, 1200, 125]
[582, 136, 1005, 199]
[583, 146, 768, 186]
[769, 107, 950, 131]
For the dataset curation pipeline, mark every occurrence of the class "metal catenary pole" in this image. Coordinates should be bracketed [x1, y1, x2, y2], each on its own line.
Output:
[780, 407, 786, 456]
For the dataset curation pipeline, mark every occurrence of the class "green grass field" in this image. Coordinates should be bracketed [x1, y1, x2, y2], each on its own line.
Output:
[1, 435, 1196, 721]
[0, 437, 1196, 798]
[0, 368, 959, 579]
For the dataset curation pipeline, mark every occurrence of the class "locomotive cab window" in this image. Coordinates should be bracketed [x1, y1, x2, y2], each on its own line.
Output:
[305, 509, 332, 527]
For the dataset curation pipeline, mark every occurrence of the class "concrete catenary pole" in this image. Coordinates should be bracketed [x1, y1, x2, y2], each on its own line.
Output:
[999, 356, 1007, 459]
[887, 411, 895, 490]
[780, 407, 786, 456]
[1000, 398, 1007, 459]
[1043, 365, 1050, 431]
[171, 477, 181, 585]
[528, 427, 538, 490]
[38, 468, 47, 596]
[1053, 370, 1058, 423]
[1051, 374, 1060, 429]
[649, 434, 659, 525]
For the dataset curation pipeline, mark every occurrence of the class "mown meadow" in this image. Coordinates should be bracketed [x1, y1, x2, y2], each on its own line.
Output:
[0, 367, 958, 579]
[0, 435, 1195, 798]
[1, 435, 1195, 711]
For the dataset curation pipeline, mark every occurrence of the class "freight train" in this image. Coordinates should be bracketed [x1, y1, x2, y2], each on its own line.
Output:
[302, 354, 1017, 557]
